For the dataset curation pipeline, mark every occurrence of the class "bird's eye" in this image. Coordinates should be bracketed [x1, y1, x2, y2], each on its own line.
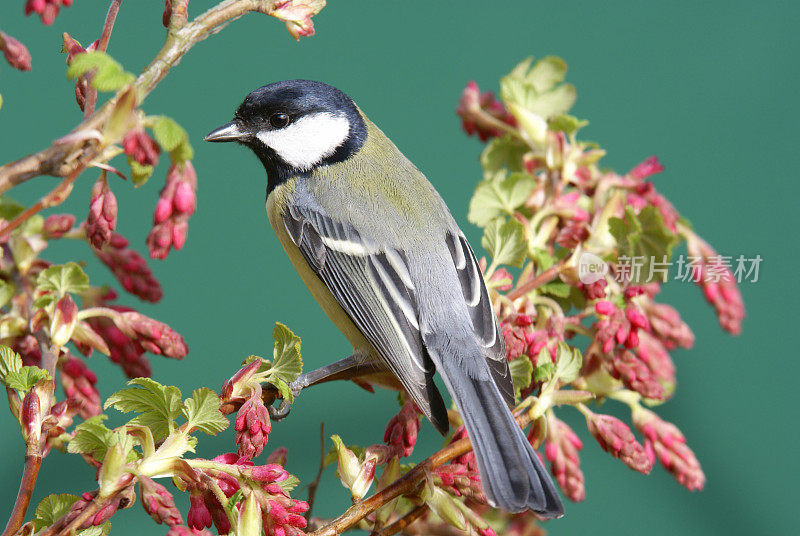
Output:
[269, 113, 290, 129]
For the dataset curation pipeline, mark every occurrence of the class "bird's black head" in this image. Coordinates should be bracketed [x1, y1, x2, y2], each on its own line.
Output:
[205, 80, 367, 192]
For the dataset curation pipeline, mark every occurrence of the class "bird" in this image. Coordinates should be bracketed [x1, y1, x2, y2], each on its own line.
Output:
[205, 79, 564, 517]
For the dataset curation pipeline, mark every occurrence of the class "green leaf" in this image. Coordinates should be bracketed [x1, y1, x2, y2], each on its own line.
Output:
[37, 262, 89, 296]
[482, 218, 527, 268]
[129, 160, 154, 187]
[509, 358, 533, 400]
[0, 345, 22, 383]
[548, 114, 588, 135]
[0, 197, 25, 220]
[500, 56, 576, 119]
[182, 388, 229, 435]
[104, 378, 182, 440]
[152, 116, 188, 152]
[468, 173, 536, 227]
[539, 280, 571, 298]
[33, 494, 80, 531]
[77, 521, 111, 536]
[268, 323, 303, 403]
[66, 51, 133, 92]
[609, 206, 679, 284]
[68, 415, 115, 461]
[279, 474, 300, 493]
[480, 135, 527, 176]
[553, 342, 582, 384]
[4, 366, 50, 392]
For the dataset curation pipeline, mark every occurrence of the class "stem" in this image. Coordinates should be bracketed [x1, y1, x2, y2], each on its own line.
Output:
[309, 402, 540, 536]
[378, 504, 428, 536]
[1, 455, 42, 536]
[84, 0, 124, 118]
[506, 257, 568, 301]
[305, 422, 326, 520]
[0, 164, 85, 240]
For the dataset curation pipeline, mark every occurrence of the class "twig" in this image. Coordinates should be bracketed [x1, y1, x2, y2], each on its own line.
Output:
[506, 257, 568, 301]
[0, 455, 42, 536]
[378, 504, 429, 536]
[0, 0, 279, 192]
[305, 422, 326, 520]
[0, 164, 85, 241]
[309, 406, 538, 536]
[84, 0, 124, 118]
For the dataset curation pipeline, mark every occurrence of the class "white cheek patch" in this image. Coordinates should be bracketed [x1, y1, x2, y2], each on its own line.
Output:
[256, 112, 351, 171]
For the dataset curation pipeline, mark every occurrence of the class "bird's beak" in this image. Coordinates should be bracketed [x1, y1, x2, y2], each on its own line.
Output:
[204, 121, 247, 143]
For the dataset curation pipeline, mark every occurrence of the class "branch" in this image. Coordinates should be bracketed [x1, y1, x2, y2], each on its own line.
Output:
[0, 0, 279, 193]
[0, 455, 42, 536]
[84, 0, 124, 117]
[305, 422, 326, 520]
[506, 256, 568, 301]
[378, 504, 429, 536]
[310, 405, 539, 536]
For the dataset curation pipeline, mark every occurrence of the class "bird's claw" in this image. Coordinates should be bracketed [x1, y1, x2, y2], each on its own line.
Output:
[266, 381, 303, 421]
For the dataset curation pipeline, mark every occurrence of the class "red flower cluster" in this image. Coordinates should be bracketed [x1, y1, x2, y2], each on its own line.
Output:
[117, 311, 188, 359]
[94, 233, 163, 303]
[86, 176, 118, 249]
[633, 408, 705, 491]
[42, 214, 76, 239]
[59, 354, 101, 418]
[435, 463, 484, 501]
[584, 410, 652, 474]
[123, 129, 161, 167]
[456, 81, 516, 141]
[140, 476, 183, 526]
[544, 416, 585, 502]
[383, 400, 420, 457]
[687, 238, 745, 335]
[147, 162, 197, 259]
[235, 393, 272, 459]
[24, 0, 74, 25]
[86, 314, 152, 378]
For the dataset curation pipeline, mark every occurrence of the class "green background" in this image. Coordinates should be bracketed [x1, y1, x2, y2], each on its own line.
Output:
[1, 1, 796, 535]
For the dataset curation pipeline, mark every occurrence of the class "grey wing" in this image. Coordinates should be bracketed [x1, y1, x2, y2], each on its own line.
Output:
[283, 202, 449, 434]
[444, 230, 515, 406]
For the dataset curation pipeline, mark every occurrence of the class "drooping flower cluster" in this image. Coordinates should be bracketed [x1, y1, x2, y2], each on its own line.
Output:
[0, 31, 32, 71]
[147, 162, 197, 259]
[24, 0, 74, 25]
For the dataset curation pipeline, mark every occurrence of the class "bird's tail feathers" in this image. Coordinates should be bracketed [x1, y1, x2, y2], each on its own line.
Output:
[429, 345, 564, 517]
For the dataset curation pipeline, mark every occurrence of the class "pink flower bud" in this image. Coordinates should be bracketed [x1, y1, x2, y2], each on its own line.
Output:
[629, 155, 664, 180]
[87, 176, 117, 249]
[43, 214, 75, 239]
[123, 129, 161, 167]
[147, 162, 197, 259]
[117, 311, 188, 359]
[0, 32, 32, 71]
[633, 407, 705, 491]
[545, 415, 585, 502]
[60, 355, 101, 418]
[645, 301, 694, 350]
[51, 295, 78, 347]
[140, 476, 183, 526]
[270, 0, 325, 40]
[383, 400, 420, 458]
[687, 237, 745, 335]
[187, 492, 212, 530]
[26, 0, 74, 25]
[93, 232, 163, 303]
[594, 301, 615, 316]
[584, 410, 652, 474]
[456, 80, 516, 141]
[605, 349, 665, 400]
[235, 394, 271, 459]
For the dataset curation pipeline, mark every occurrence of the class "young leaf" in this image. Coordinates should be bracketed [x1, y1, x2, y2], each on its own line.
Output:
[509, 358, 533, 400]
[269, 323, 303, 403]
[539, 280, 572, 298]
[68, 415, 115, 461]
[182, 387, 229, 435]
[609, 206, 678, 284]
[553, 342, 582, 384]
[129, 160, 154, 187]
[37, 262, 89, 296]
[33, 494, 80, 531]
[0, 345, 22, 383]
[500, 56, 576, 119]
[66, 51, 133, 92]
[0, 196, 26, 220]
[4, 366, 50, 393]
[468, 173, 536, 227]
[482, 218, 527, 268]
[480, 135, 527, 176]
[104, 378, 182, 440]
[548, 114, 589, 135]
[152, 116, 188, 152]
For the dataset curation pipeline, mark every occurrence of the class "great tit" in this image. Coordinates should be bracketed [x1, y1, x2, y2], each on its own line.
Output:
[205, 80, 564, 517]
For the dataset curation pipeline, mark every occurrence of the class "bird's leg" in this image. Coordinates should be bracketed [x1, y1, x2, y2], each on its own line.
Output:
[267, 354, 385, 420]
